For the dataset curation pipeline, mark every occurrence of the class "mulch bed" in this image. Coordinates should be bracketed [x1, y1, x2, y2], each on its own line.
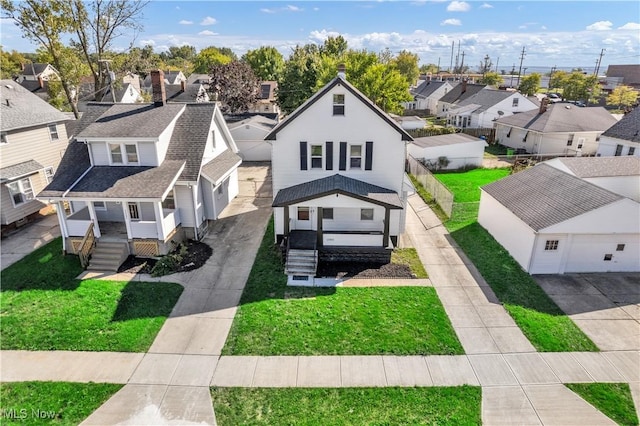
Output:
[316, 262, 414, 279]
[118, 240, 212, 274]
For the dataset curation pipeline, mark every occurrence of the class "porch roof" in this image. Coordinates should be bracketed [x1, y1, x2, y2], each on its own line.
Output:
[0, 160, 44, 182]
[61, 160, 185, 200]
[201, 149, 242, 185]
[273, 174, 403, 209]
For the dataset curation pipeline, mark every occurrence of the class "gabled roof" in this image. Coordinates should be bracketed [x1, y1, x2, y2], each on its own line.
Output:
[482, 164, 622, 231]
[495, 104, 617, 133]
[0, 80, 69, 131]
[186, 74, 210, 85]
[20, 63, 53, 77]
[439, 83, 486, 104]
[273, 174, 403, 209]
[412, 133, 485, 148]
[601, 107, 640, 142]
[605, 65, 640, 86]
[227, 114, 277, 132]
[100, 83, 137, 102]
[411, 80, 457, 99]
[552, 156, 640, 178]
[453, 89, 515, 113]
[265, 76, 413, 141]
[165, 84, 207, 103]
[201, 149, 242, 185]
[0, 160, 44, 183]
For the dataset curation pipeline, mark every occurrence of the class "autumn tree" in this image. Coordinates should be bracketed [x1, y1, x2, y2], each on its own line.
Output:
[606, 85, 639, 110]
[393, 50, 420, 86]
[193, 46, 235, 73]
[208, 60, 259, 113]
[518, 73, 541, 96]
[479, 72, 503, 87]
[242, 46, 284, 81]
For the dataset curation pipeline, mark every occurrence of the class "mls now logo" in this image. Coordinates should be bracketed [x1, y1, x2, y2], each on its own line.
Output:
[2, 408, 57, 420]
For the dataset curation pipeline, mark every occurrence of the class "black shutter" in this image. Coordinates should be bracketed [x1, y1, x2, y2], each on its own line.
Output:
[365, 141, 373, 170]
[300, 141, 307, 170]
[326, 141, 333, 170]
[339, 142, 347, 171]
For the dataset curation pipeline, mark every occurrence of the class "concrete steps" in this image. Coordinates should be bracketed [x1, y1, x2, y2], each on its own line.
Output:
[87, 241, 129, 272]
[285, 249, 317, 276]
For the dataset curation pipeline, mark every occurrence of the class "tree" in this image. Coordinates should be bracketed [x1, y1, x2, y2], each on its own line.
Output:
[606, 85, 639, 110]
[242, 46, 284, 81]
[558, 72, 601, 103]
[393, 50, 420, 86]
[358, 63, 412, 114]
[36, 45, 90, 110]
[319, 35, 348, 58]
[193, 46, 235, 73]
[114, 44, 162, 76]
[478, 72, 503, 87]
[419, 63, 439, 75]
[208, 60, 259, 113]
[0, 46, 26, 79]
[478, 54, 493, 75]
[277, 44, 321, 114]
[518, 73, 541, 96]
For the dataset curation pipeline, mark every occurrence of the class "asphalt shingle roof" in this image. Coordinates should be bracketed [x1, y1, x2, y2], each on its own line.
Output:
[165, 84, 206, 102]
[20, 63, 50, 76]
[606, 65, 640, 86]
[439, 83, 486, 104]
[453, 89, 513, 113]
[201, 149, 242, 184]
[0, 160, 44, 182]
[0, 79, 69, 131]
[227, 115, 277, 132]
[482, 164, 622, 231]
[412, 133, 484, 148]
[601, 107, 640, 142]
[273, 174, 403, 209]
[495, 104, 617, 133]
[411, 80, 455, 99]
[555, 156, 640, 178]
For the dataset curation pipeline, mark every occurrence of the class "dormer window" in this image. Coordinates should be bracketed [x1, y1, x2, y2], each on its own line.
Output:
[110, 143, 139, 165]
[333, 94, 345, 115]
[126, 144, 138, 163]
[110, 143, 123, 163]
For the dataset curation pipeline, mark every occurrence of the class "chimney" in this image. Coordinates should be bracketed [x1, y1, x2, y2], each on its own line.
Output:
[150, 70, 166, 107]
[337, 63, 346, 79]
[461, 79, 467, 93]
[180, 79, 186, 93]
[38, 76, 44, 89]
[539, 97, 550, 114]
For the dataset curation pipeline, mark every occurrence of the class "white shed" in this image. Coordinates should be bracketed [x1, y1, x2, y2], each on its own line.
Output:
[227, 115, 277, 161]
[408, 133, 488, 170]
[478, 163, 640, 274]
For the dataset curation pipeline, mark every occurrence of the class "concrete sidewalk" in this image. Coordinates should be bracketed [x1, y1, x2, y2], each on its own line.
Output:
[0, 213, 60, 270]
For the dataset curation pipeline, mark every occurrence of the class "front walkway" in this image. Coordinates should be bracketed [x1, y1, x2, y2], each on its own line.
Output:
[0, 213, 60, 270]
[1, 169, 638, 425]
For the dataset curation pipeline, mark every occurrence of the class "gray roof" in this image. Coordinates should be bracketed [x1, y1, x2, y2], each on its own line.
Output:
[606, 65, 640, 86]
[165, 84, 206, 102]
[412, 133, 484, 148]
[554, 156, 640, 178]
[273, 174, 403, 209]
[201, 149, 242, 184]
[0, 80, 69, 131]
[62, 161, 184, 199]
[439, 83, 486, 104]
[495, 104, 617, 133]
[411, 80, 455, 99]
[482, 164, 622, 231]
[265, 76, 413, 141]
[186, 74, 210, 85]
[20, 63, 51, 76]
[100, 83, 136, 102]
[454, 89, 513, 113]
[227, 114, 277, 131]
[601, 107, 640, 142]
[0, 160, 44, 182]
[77, 103, 185, 138]
[38, 141, 91, 198]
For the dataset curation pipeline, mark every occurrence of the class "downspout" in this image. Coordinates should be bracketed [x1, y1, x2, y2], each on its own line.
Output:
[191, 183, 199, 240]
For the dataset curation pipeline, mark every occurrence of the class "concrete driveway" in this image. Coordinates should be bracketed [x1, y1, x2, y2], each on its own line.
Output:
[1, 214, 60, 271]
[535, 273, 640, 351]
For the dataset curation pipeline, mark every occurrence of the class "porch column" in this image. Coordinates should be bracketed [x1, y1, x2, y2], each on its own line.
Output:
[154, 202, 166, 241]
[191, 184, 199, 239]
[316, 207, 323, 247]
[283, 206, 290, 236]
[56, 201, 69, 252]
[87, 202, 101, 238]
[383, 207, 390, 248]
[121, 202, 133, 239]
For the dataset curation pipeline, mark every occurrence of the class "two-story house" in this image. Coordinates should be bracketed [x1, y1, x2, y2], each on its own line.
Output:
[266, 67, 413, 285]
[15, 63, 59, 83]
[0, 80, 69, 234]
[39, 71, 241, 271]
[436, 81, 486, 117]
[596, 107, 639, 157]
[406, 79, 457, 114]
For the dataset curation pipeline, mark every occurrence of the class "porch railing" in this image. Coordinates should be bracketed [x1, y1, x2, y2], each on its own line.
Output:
[78, 221, 96, 268]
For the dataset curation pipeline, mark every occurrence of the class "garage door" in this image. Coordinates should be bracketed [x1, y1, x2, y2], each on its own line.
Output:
[565, 234, 640, 273]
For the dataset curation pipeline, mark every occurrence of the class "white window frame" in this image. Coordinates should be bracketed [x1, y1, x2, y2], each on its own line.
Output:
[127, 202, 140, 221]
[48, 123, 59, 141]
[109, 143, 123, 164]
[360, 208, 374, 221]
[512, 98, 519, 107]
[310, 144, 323, 169]
[125, 144, 138, 163]
[93, 201, 107, 211]
[109, 142, 139, 165]
[0, 132, 7, 144]
[6, 177, 35, 207]
[350, 145, 362, 169]
[333, 94, 345, 116]
[44, 166, 55, 183]
[297, 207, 310, 221]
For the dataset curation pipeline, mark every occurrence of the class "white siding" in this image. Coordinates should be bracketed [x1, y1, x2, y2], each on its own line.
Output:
[89, 142, 109, 165]
[236, 140, 271, 161]
[174, 184, 194, 227]
[584, 176, 640, 202]
[137, 142, 158, 166]
[542, 199, 640, 235]
[201, 179, 214, 220]
[95, 202, 125, 221]
[597, 136, 639, 157]
[564, 234, 640, 272]
[497, 125, 602, 156]
[529, 234, 567, 274]
[408, 140, 486, 170]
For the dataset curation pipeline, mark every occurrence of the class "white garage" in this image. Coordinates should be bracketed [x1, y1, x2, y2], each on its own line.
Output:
[478, 162, 640, 274]
[408, 133, 487, 170]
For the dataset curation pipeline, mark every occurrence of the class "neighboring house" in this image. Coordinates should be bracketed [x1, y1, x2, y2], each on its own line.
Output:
[165, 82, 210, 103]
[186, 73, 211, 87]
[445, 88, 538, 129]
[478, 158, 640, 274]
[408, 133, 487, 170]
[604, 64, 640, 90]
[252, 81, 280, 115]
[436, 81, 486, 117]
[0, 80, 69, 233]
[15, 63, 59, 83]
[18, 78, 50, 102]
[406, 80, 457, 114]
[39, 71, 241, 269]
[100, 83, 141, 103]
[142, 70, 186, 88]
[122, 72, 142, 93]
[266, 67, 413, 285]
[596, 107, 639, 157]
[390, 114, 426, 131]
[494, 102, 618, 156]
[227, 114, 277, 161]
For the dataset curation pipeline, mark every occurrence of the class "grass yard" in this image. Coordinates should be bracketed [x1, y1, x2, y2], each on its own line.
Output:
[391, 248, 428, 278]
[566, 383, 639, 426]
[0, 238, 183, 352]
[433, 168, 510, 203]
[223, 219, 462, 356]
[211, 386, 481, 426]
[0, 382, 122, 426]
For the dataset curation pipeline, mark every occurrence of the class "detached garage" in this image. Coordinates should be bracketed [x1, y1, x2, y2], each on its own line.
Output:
[408, 133, 487, 170]
[478, 163, 640, 274]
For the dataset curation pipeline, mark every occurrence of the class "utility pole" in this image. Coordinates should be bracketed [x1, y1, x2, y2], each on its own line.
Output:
[495, 56, 500, 73]
[594, 48, 605, 76]
[449, 41, 454, 73]
[516, 46, 526, 88]
[549, 65, 557, 93]
[99, 59, 116, 102]
[460, 51, 466, 75]
[436, 57, 441, 74]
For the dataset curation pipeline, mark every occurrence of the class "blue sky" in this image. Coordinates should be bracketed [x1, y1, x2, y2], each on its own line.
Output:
[2, 1, 639, 70]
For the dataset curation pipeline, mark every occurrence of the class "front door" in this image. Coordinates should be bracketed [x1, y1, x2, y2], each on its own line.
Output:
[293, 206, 313, 230]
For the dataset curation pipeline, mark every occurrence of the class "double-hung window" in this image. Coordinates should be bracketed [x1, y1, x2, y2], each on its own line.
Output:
[44, 166, 55, 183]
[110, 143, 138, 165]
[110, 143, 123, 164]
[6, 178, 34, 206]
[350, 145, 362, 169]
[48, 124, 59, 141]
[311, 145, 323, 169]
[333, 94, 345, 115]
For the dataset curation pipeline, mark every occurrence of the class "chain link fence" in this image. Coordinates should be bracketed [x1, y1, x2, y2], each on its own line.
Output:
[406, 155, 454, 217]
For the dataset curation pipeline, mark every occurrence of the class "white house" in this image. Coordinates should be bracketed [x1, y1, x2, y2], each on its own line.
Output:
[494, 102, 618, 156]
[408, 133, 487, 170]
[406, 80, 457, 114]
[265, 67, 413, 284]
[39, 71, 241, 270]
[445, 88, 538, 129]
[437, 81, 486, 117]
[596, 107, 639, 157]
[15, 63, 59, 83]
[227, 114, 277, 161]
[478, 159, 640, 274]
[100, 83, 141, 103]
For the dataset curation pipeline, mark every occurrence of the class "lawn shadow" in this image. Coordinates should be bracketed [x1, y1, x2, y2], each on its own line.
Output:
[111, 281, 183, 322]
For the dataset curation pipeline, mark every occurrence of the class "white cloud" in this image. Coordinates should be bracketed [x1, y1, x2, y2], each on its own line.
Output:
[200, 16, 217, 26]
[260, 8, 276, 14]
[541, 25, 547, 30]
[619, 22, 640, 30]
[447, 1, 470, 12]
[480, 3, 493, 8]
[586, 21, 612, 31]
[179, 20, 193, 25]
[198, 30, 218, 36]
[441, 19, 462, 26]
[285, 5, 303, 12]
[141, 39, 156, 46]
[313, 7, 319, 12]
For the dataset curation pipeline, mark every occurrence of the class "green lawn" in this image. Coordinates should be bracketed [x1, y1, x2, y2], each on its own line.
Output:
[433, 168, 510, 202]
[0, 382, 122, 426]
[223, 219, 463, 356]
[0, 238, 183, 352]
[391, 248, 428, 278]
[566, 383, 639, 426]
[211, 387, 481, 425]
